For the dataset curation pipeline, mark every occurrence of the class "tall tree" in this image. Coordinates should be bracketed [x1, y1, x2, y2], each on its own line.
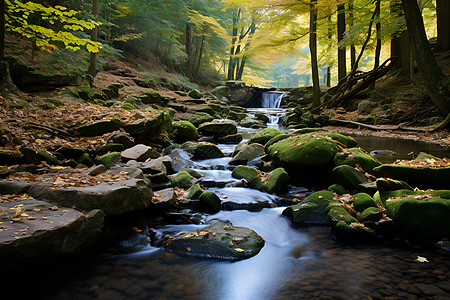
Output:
[185, 22, 194, 82]
[390, 0, 410, 76]
[310, 0, 320, 109]
[348, 0, 356, 69]
[337, 2, 346, 82]
[402, 0, 450, 115]
[0, 0, 5, 62]
[88, 0, 99, 79]
[437, 0, 450, 52]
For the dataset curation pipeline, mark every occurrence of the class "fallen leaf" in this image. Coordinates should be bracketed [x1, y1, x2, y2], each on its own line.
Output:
[234, 248, 244, 253]
[414, 256, 429, 263]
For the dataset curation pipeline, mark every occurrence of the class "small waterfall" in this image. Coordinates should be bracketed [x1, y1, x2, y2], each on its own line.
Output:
[261, 91, 285, 108]
[268, 116, 280, 125]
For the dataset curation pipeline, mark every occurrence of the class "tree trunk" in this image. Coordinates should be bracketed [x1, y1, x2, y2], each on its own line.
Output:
[0, 0, 5, 62]
[402, 0, 450, 115]
[374, 0, 381, 70]
[194, 36, 205, 78]
[310, 0, 321, 109]
[437, 0, 450, 51]
[88, 0, 99, 80]
[390, 0, 411, 76]
[348, 0, 356, 69]
[236, 21, 256, 81]
[185, 23, 194, 82]
[337, 3, 346, 82]
[227, 9, 240, 81]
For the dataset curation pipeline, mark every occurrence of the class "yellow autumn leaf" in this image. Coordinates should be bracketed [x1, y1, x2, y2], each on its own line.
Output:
[234, 248, 244, 253]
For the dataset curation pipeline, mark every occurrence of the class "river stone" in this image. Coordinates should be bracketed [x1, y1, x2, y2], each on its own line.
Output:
[97, 152, 120, 169]
[333, 221, 377, 242]
[327, 184, 348, 195]
[283, 191, 334, 224]
[77, 118, 122, 137]
[96, 143, 125, 156]
[332, 165, 370, 191]
[326, 205, 358, 226]
[105, 132, 134, 148]
[181, 141, 225, 160]
[334, 148, 381, 174]
[56, 147, 85, 160]
[189, 113, 214, 127]
[20, 147, 60, 165]
[168, 149, 196, 173]
[232, 165, 289, 194]
[373, 164, 450, 189]
[188, 89, 202, 99]
[264, 134, 291, 152]
[384, 194, 450, 239]
[0, 199, 104, 266]
[164, 222, 265, 260]
[267, 132, 356, 172]
[170, 171, 195, 189]
[216, 133, 243, 144]
[248, 128, 282, 145]
[172, 120, 198, 143]
[123, 110, 173, 139]
[229, 143, 265, 166]
[376, 178, 414, 191]
[198, 121, 237, 138]
[125, 157, 168, 175]
[181, 168, 203, 179]
[198, 191, 221, 212]
[0, 167, 153, 216]
[360, 207, 383, 222]
[187, 184, 204, 199]
[353, 193, 377, 212]
[152, 188, 176, 208]
[121, 144, 156, 162]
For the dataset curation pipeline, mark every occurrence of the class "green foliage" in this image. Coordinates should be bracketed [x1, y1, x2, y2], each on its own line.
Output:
[5, 1, 101, 53]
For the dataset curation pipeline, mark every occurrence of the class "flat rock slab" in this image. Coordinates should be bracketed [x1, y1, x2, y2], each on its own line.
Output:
[0, 199, 104, 266]
[165, 222, 265, 260]
[0, 167, 153, 216]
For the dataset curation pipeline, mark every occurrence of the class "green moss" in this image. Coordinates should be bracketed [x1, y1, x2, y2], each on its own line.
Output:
[97, 152, 120, 169]
[328, 184, 348, 195]
[120, 102, 137, 110]
[353, 193, 377, 212]
[327, 206, 358, 225]
[248, 128, 282, 145]
[199, 191, 221, 212]
[334, 148, 381, 174]
[360, 207, 382, 222]
[96, 143, 125, 156]
[173, 120, 198, 142]
[170, 171, 194, 189]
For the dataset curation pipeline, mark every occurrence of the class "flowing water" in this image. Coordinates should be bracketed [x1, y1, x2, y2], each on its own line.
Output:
[4, 109, 450, 300]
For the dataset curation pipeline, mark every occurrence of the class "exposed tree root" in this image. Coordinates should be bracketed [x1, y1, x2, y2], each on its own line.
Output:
[329, 119, 429, 132]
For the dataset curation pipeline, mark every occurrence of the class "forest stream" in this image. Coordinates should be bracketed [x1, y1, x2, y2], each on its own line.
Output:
[2, 108, 450, 300]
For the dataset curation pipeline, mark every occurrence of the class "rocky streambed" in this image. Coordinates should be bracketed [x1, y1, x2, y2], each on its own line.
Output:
[1, 100, 450, 299]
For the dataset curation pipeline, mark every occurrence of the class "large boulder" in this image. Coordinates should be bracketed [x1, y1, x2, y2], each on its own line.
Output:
[267, 132, 356, 173]
[123, 110, 173, 140]
[334, 148, 381, 174]
[121, 144, 156, 162]
[283, 191, 334, 224]
[198, 120, 237, 138]
[0, 199, 104, 267]
[165, 222, 265, 260]
[0, 167, 153, 216]
[332, 165, 371, 192]
[172, 120, 198, 143]
[77, 118, 122, 137]
[170, 171, 195, 189]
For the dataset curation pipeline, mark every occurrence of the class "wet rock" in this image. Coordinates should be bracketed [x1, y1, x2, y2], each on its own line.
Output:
[180, 141, 224, 160]
[374, 164, 450, 189]
[333, 222, 377, 242]
[168, 149, 197, 173]
[248, 128, 282, 145]
[152, 188, 176, 208]
[326, 205, 358, 226]
[187, 184, 204, 199]
[172, 120, 198, 143]
[197, 120, 237, 138]
[170, 171, 195, 189]
[78, 153, 95, 167]
[0, 167, 153, 216]
[98, 152, 120, 169]
[416, 283, 447, 295]
[126, 157, 168, 175]
[229, 143, 265, 166]
[332, 165, 371, 192]
[216, 133, 243, 144]
[77, 118, 122, 137]
[96, 143, 125, 156]
[121, 144, 156, 162]
[231, 165, 289, 194]
[105, 132, 134, 148]
[334, 148, 381, 174]
[181, 168, 203, 179]
[353, 193, 377, 212]
[327, 184, 348, 195]
[376, 178, 414, 191]
[283, 191, 334, 224]
[198, 191, 221, 212]
[149, 172, 170, 184]
[0, 199, 104, 266]
[267, 132, 356, 173]
[164, 222, 265, 260]
[360, 207, 383, 222]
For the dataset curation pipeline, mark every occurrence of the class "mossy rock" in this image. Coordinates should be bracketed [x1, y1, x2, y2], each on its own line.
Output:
[373, 164, 450, 189]
[332, 165, 369, 191]
[198, 121, 237, 138]
[360, 207, 383, 222]
[76, 86, 95, 101]
[97, 152, 120, 169]
[77, 153, 95, 167]
[181, 168, 203, 179]
[353, 193, 377, 212]
[376, 178, 413, 191]
[187, 184, 204, 199]
[283, 191, 334, 224]
[192, 107, 216, 117]
[228, 111, 247, 122]
[385, 194, 450, 239]
[9, 99, 30, 109]
[264, 134, 291, 152]
[105, 132, 134, 149]
[267, 132, 355, 172]
[0, 128, 22, 146]
[327, 184, 348, 195]
[199, 191, 221, 212]
[56, 147, 85, 160]
[188, 113, 214, 127]
[334, 148, 381, 174]
[78, 118, 122, 137]
[120, 102, 137, 110]
[216, 133, 243, 144]
[123, 110, 173, 138]
[414, 152, 443, 161]
[333, 222, 377, 242]
[188, 89, 202, 99]
[172, 121, 198, 143]
[229, 143, 265, 165]
[255, 113, 269, 123]
[170, 171, 194, 189]
[181, 141, 224, 160]
[20, 147, 60, 165]
[326, 205, 358, 226]
[96, 143, 125, 156]
[231, 166, 289, 194]
[0, 151, 23, 165]
[165, 222, 265, 260]
[248, 128, 282, 145]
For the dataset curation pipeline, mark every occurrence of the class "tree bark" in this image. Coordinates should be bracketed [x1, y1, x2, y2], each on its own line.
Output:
[227, 9, 240, 81]
[88, 0, 99, 79]
[390, 0, 410, 76]
[337, 3, 346, 82]
[185, 23, 194, 82]
[402, 0, 450, 115]
[0, 0, 5, 62]
[310, 0, 320, 109]
[348, 0, 356, 69]
[194, 36, 205, 78]
[437, 0, 450, 51]
[374, 0, 381, 70]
